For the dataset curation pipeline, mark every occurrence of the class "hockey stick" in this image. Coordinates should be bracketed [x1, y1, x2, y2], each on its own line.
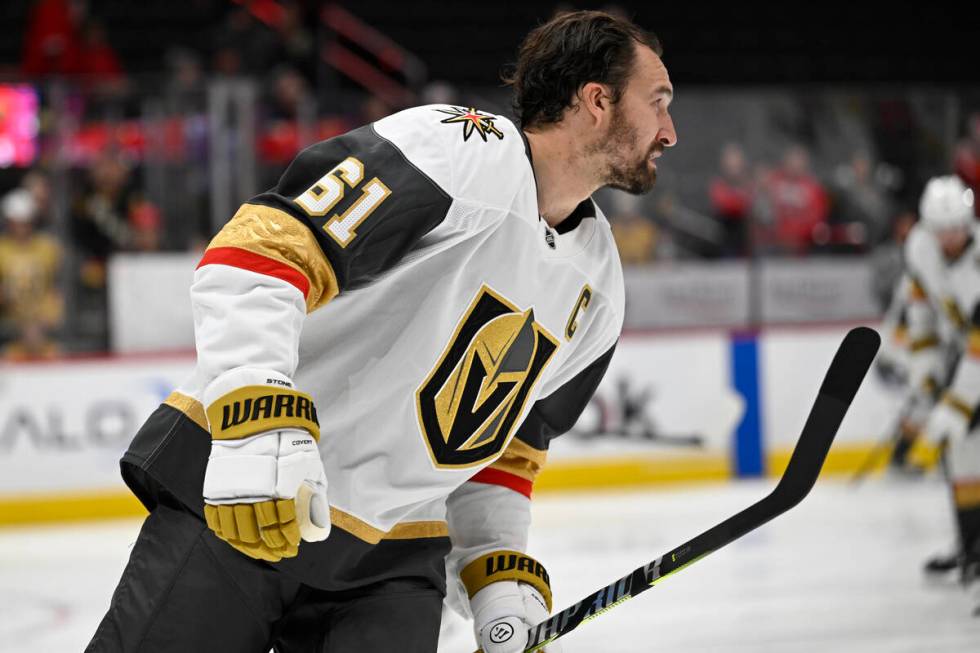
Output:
[849, 389, 916, 484]
[521, 326, 880, 651]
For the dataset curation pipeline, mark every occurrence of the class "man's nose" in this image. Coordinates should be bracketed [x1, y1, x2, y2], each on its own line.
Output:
[658, 116, 677, 148]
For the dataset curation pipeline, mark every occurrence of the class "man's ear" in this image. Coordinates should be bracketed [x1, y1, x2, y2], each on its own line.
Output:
[579, 82, 610, 126]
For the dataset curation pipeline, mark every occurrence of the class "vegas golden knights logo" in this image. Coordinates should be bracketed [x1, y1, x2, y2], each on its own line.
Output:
[416, 286, 559, 468]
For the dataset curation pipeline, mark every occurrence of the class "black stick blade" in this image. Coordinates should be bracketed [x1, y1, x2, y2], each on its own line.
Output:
[777, 326, 880, 507]
[819, 327, 881, 404]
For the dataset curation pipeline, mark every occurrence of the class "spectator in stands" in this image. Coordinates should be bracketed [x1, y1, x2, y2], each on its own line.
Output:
[21, 0, 84, 77]
[76, 18, 123, 81]
[870, 208, 916, 311]
[129, 199, 163, 252]
[21, 168, 53, 226]
[709, 143, 754, 257]
[267, 66, 313, 122]
[0, 188, 63, 360]
[954, 111, 980, 218]
[763, 144, 829, 255]
[274, 1, 315, 81]
[213, 7, 278, 77]
[831, 151, 894, 249]
[607, 192, 659, 264]
[421, 80, 460, 106]
[71, 154, 161, 284]
[360, 94, 396, 125]
[164, 47, 205, 110]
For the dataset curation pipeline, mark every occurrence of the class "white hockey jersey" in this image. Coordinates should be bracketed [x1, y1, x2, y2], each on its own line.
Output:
[902, 223, 980, 409]
[121, 105, 624, 590]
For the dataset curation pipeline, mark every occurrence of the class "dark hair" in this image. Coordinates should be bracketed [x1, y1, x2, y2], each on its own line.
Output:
[505, 11, 662, 129]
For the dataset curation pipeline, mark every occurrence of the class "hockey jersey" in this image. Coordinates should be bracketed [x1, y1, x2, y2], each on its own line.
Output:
[937, 230, 980, 414]
[122, 105, 624, 591]
[903, 224, 980, 411]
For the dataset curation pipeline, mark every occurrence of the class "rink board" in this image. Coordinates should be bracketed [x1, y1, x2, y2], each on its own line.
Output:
[0, 324, 902, 524]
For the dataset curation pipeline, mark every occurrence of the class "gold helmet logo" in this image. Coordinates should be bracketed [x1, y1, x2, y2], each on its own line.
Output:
[417, 286, 559, 468]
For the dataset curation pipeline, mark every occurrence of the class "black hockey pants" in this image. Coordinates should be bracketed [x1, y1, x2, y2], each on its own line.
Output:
[86, 500, 443, 652]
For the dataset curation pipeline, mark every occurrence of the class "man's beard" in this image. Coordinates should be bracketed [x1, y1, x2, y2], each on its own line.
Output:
[598, 112, 659, 195]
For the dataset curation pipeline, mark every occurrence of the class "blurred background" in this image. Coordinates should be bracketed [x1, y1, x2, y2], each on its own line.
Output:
[0, 0, 977, 355]
[1, 1, 980, 651]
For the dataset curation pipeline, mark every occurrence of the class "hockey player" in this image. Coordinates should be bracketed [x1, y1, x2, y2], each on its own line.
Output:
[87, 11, 676, 653]
[901, 176, 980, 587]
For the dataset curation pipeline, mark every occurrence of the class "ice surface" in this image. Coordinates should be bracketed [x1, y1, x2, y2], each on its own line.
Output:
[2, 478, 978, 652]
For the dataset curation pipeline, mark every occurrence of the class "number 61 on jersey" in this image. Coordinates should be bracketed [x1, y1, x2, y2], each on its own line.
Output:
[294, 156, 391, 248]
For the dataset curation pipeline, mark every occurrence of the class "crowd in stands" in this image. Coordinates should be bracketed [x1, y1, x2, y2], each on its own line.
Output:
[2, 1, 979, 358]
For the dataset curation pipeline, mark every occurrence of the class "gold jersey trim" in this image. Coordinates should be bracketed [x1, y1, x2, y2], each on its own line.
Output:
[909, 335, 940, 352]
[942, 393, 975, 421]
[209, 203, 339, 312]
[953, 481, 980, 510]
[487, 437, 548, 482]
[967, 328, 980, 358]
[329, 506, 448, 544]
[941, 297, 966, 330]
[164, 391, 208, 431]
[908, 278, 928, 302]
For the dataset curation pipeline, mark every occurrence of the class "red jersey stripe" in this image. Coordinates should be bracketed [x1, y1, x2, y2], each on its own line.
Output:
[470, 467, 533, 498]
[197, 246, 310, 298]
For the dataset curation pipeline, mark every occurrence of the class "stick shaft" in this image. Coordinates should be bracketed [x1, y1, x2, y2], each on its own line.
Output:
[523, 327, 879, 651]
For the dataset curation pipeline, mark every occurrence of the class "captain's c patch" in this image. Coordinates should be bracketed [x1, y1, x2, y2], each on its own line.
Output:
[416, 285, 558, 468]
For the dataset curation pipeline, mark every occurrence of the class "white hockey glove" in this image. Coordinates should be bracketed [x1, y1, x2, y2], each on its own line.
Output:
[202, 370, 330, 562]
[471, 581, 560, 653]
[923, 394, 974, 445]
[462, 551, 560, 653]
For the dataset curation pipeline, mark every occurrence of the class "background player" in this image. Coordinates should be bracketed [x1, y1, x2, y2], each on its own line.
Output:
[898, 176, 980, 599]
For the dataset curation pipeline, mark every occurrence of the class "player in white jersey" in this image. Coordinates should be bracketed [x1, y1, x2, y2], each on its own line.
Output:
[900, 176, 980, 589]
[87, 11, 677, 652]
[878, 216, 961, 471]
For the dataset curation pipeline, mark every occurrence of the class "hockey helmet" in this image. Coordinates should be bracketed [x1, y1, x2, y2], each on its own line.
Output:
[918, 175, 974, 232]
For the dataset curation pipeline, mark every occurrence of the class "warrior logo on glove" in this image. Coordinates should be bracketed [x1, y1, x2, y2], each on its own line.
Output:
[416, 285, 558, 468]
[490, 623, 515, 644]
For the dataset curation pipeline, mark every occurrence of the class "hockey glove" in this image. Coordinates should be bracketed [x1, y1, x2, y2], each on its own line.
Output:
[924, 393, 974, 445]
[202, 370, 330, 562]
[463, 551, 561, 653]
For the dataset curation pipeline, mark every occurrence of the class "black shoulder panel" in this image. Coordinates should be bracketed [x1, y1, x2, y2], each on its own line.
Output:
[249, 124, 452, 291]
[514, 342, 617, 450]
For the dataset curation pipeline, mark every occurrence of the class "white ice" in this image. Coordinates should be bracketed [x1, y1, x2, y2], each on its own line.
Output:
[1, 478, 978, 652]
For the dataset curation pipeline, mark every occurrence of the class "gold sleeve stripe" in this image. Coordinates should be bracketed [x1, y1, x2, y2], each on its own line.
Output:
[205, 386, 320, 441]
[909, 335, 940, 352]
[460, 550, 553, 612]
[891, 325, 908, 346]
[968, 328, 980, 358]
[908, 278, 927, 302]
[207, 203, 339, 313]
[941, 298, 966, 329]
[485, 437, 549, 482]
[942, 393, 975, 421]
[328, 506, 448, 544]
[487, 451, 543, 483]
[953, 481, 980, 510]
[922, 376, 940, 399]
[163, 391, 208, 431]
